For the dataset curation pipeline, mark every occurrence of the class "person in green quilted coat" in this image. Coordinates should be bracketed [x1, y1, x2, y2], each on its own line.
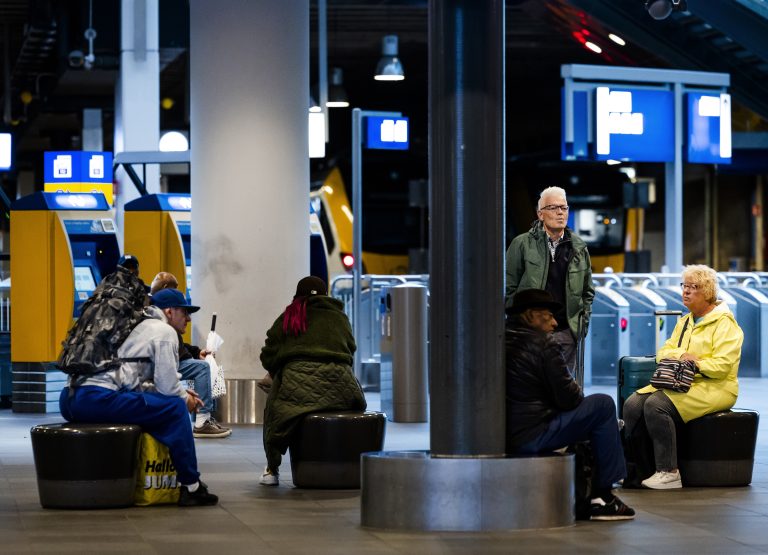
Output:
[258, 276, 366, 486]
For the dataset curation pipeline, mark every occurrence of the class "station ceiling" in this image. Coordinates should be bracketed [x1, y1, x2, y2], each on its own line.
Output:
[0, 0, 767, 180]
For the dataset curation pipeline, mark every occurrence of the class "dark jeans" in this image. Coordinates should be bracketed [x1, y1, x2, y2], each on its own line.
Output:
[622, 390, 684, 472]
[516, 393, 626, 490]
[59, 385, 200, 485]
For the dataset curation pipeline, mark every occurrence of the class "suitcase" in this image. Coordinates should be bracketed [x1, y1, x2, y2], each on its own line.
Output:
[617, 355, 655, 418]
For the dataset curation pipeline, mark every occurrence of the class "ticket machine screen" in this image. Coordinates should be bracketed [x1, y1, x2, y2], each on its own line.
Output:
[74, 266, 97, 293]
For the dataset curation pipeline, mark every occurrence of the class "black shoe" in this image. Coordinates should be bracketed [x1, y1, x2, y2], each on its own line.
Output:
[178, 481, 219, 507]
[590, 494, 635, 521]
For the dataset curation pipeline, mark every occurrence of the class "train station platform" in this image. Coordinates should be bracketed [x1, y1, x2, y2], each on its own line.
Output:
[1, 380, 767, 554]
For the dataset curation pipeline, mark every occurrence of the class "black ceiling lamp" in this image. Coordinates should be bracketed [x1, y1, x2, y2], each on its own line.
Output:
[645, 0, 687, 20]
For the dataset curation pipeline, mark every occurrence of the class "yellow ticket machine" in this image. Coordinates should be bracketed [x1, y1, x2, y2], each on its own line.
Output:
[10, 192, 119, 412]
[124, 194, 191, 340]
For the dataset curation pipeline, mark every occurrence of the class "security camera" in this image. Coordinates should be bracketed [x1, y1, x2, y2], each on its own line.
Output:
[68, 49, 85, 68]
[645, 0, 687, 20]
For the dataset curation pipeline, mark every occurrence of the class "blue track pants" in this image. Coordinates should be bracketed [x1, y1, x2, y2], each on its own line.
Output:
[59, 385, 200, 485]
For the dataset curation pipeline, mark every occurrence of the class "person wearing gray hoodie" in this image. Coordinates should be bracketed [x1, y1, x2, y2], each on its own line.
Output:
[59, 288, 218, 507]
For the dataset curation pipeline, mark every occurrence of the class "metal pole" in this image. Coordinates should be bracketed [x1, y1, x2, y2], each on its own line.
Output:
[318, 0, 328, 142]
[352, 108, 362, 380]
[429, 0, 505, 456]
[665, 82, 684, 273]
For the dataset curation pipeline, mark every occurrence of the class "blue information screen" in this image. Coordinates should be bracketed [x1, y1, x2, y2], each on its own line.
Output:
[44, 151, 113, 183]
[364, 116, 409, 150]
[686, 92, 732, 164]
[594, 87, 675, 162]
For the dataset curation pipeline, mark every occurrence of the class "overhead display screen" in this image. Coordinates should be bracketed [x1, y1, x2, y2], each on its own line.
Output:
[686, 92, 732, 164]
[594, 87, 675, 162]
[364, 116, 409, 150]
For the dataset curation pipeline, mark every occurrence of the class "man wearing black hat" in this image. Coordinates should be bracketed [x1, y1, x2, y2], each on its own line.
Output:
[59, 287, 219, 507]
[505, 288, 634, 521]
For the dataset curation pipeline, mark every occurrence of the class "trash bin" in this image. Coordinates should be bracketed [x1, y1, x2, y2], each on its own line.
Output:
[379, 283, 428, 422]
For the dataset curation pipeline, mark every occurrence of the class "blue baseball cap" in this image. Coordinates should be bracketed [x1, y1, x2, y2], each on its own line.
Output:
[150, 288, 200, 313]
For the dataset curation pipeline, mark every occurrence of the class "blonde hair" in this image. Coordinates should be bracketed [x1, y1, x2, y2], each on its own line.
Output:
[537, 186, 567, 210]
[681, 264, 718, 304]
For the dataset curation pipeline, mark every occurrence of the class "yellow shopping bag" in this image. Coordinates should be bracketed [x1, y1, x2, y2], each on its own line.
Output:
[134, 433, 181, 506]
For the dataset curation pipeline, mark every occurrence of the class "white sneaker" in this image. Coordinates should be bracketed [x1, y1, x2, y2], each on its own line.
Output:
[641, 470, 682, 490]
[259, 466, 279, 486]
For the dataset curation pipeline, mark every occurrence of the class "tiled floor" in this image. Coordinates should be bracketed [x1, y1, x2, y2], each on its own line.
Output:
[1, 380, 767, 554]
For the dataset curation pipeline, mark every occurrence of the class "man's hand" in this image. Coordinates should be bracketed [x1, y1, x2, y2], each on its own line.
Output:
[680, 352, 700, 362]
[199, 349, 213, 359]
[185, 389, 204, 413]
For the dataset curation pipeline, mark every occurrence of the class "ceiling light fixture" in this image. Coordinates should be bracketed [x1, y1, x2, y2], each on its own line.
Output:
[374, 35, 405, 81]
[159, 131, 189, 152]
[608, 33, 626, 46]
[327, 67, 350, 108]
[585, 41, 602, 54]
[645, 0, 687, 20]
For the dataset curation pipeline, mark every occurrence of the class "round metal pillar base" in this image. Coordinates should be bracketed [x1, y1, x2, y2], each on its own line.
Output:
[214, 379, 265, 424]
[361, 451, 574, 531]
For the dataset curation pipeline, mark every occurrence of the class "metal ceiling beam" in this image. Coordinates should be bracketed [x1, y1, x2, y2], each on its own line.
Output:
[564, 0, 768, 120]
[689, 0, 768, 62]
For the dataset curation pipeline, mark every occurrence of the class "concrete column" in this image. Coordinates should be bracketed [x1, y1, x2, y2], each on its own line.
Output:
[114, 0, 160, 245]
[82, 108, 103, 151]
[429, 0, 505, 456]
[189, 1, 309, 382]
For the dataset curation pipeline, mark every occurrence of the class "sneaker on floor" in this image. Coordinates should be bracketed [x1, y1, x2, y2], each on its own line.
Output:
[178, 481, 218, 507]
[641, 470, 682, 490]
[259, 466, 279, 486]
[207, 416, 232, 436]
[193, 419, 231, 438]
[590, 495, 636, 521]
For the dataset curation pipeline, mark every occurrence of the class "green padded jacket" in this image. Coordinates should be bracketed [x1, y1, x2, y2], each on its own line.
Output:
[505, 221, 595, 335]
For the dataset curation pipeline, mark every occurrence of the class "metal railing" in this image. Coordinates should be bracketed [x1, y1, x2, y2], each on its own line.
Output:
[330, 274, 429, 373]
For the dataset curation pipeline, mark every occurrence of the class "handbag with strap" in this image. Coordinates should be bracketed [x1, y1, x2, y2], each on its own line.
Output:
[650, 319, 696, 393]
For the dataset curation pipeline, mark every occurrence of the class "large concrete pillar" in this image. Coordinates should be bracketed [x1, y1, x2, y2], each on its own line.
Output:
[189, 2, 309, 393]
[114, 0, 161, 246]
[429, 0, 506, 457]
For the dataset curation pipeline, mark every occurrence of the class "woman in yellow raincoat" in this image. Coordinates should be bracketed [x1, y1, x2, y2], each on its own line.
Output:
[623, 265, 743, 490]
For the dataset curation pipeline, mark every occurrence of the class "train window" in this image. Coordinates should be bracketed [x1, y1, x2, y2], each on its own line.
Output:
[317, 202, 335, 255]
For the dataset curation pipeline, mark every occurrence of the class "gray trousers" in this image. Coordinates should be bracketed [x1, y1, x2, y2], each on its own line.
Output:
[622, 391, 684, 472]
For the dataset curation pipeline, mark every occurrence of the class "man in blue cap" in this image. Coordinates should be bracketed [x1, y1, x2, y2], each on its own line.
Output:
[60, 287, 219, 506]
[150, 273, 231, 439]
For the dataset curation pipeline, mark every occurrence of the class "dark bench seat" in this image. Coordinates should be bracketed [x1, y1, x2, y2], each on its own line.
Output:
[289, 411, 386, 489]
[30, 422, 142, 509]
[678, 408, 759, 487]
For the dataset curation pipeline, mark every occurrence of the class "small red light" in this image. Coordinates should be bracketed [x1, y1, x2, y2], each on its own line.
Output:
[620, 317, 628, 331]
[341, 254, 355, 269]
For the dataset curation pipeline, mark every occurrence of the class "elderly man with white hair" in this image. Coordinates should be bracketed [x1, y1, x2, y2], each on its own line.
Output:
[505, 186, 595, 372]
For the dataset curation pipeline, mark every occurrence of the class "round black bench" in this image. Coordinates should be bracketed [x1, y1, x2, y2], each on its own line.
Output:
[31, 422, 142, 509]
[289, 411, 386, 489]
[678, 409, 759, 487]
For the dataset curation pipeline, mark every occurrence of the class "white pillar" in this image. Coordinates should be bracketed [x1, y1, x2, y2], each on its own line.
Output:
[114, 0, 160, 247]
[82, 108, 103, 151]
[189, 1, 309, 382]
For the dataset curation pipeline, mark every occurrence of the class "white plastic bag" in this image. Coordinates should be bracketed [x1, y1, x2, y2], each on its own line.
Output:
[205, 314, 226, 398]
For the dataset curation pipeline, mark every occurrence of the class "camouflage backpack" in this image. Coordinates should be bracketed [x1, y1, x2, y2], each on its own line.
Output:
[56, 265, 150, 386]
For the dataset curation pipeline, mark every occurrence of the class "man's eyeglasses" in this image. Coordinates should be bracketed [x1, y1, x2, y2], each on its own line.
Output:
[540, 204, 569, 213]
[680, 283, 699, 291]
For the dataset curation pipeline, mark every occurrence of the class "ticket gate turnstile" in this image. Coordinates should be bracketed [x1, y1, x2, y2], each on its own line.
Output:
[588, 287, 631, 384]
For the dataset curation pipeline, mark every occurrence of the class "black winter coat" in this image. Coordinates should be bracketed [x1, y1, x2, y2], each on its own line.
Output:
[505, 316, 583, 451]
